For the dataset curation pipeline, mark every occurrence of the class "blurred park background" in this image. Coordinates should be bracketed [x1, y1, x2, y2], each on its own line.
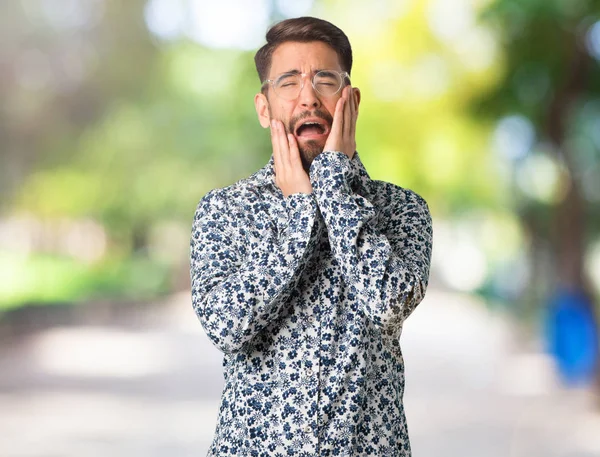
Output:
[1, 0, 600, 455]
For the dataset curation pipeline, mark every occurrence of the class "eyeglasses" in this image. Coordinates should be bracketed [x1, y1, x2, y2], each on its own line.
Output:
[262, 70, 350, 100]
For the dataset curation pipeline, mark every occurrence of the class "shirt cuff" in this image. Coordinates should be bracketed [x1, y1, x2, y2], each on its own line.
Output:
[282, 192, 318, 240]
[309, 150, 354, 191]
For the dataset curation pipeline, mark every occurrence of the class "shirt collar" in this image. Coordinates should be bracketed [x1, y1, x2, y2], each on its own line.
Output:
[252, 150, 370, 193]
[347, 150, 370, 192]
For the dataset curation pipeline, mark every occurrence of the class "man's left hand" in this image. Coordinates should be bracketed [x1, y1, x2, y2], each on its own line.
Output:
[323, 84, 358, 160]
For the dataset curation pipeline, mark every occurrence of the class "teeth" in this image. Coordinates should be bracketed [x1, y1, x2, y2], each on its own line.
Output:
[296, 120, 325, 135]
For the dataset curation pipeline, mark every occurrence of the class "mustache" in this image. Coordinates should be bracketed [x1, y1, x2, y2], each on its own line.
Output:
[288, 109, 333, 134]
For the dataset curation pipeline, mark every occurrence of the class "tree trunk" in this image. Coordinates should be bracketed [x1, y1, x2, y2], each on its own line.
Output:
[545, 34, 600, 394]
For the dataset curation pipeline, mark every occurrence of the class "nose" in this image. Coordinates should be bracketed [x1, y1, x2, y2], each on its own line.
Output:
[298, 77, 321, 109]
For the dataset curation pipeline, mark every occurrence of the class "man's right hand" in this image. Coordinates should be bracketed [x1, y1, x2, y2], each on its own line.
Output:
[271, 119, 313, 197]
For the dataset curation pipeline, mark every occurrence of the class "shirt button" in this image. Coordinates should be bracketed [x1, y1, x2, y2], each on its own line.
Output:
[304, 424, 312, 433]
[308, 315, 315, 323]
[306, 368, 313, 376]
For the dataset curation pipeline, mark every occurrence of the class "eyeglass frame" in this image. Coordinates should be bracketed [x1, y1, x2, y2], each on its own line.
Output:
[261, 70, 351, 100]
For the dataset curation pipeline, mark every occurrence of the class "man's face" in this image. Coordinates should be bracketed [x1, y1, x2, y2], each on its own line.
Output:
[255, 41, 347, 171]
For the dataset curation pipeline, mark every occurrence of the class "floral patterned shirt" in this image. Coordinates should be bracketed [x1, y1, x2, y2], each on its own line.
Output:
[190, 150, 433, 456]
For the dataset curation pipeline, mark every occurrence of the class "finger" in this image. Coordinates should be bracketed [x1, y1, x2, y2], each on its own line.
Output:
[271, 119, 282, 179]
[329, 96, 345, 149]
[276, 120, 292, 170]
[287, 133, 301, 168]
[350, 86, 357, 142]
[343, 85, 352, 139]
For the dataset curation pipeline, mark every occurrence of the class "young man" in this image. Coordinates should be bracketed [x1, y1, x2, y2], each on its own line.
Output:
[190, 16, 433, 457]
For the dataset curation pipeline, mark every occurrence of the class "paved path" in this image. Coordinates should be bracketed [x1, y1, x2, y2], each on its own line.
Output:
[0, 289, 599, 457]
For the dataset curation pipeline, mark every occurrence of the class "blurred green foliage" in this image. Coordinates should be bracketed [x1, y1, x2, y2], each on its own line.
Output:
[1, 0, 599, 314]
[0, 252, 170, 309]
[474, 0, 600, 320]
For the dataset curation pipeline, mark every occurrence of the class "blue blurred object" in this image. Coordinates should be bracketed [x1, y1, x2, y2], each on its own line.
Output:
[545, 287, 600, 386]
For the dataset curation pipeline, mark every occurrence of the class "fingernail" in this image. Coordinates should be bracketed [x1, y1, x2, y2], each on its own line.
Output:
[271, 119, 275, 128]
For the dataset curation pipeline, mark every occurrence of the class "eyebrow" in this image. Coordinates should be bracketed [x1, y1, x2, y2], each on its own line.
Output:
[279, 69, 327, 76]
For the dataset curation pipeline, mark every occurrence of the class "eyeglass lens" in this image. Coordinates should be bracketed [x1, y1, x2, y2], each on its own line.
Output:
[274, 71, 346, 99]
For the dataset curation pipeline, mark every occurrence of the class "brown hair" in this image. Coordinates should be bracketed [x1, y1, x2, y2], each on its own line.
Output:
[254, 16, 353, 89]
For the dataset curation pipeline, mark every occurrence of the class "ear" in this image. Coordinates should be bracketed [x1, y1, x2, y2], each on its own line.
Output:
[254, 92, 271, 128]
[352, 86, 361, 113]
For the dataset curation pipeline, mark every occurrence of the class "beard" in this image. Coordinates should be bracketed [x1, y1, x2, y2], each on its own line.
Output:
[287, 108, 334, 173]
[297, 139, 323, 173]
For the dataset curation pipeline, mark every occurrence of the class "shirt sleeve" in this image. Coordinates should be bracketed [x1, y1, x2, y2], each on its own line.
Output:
[190, 188, 320, 354]
[309, 151, 433, 332]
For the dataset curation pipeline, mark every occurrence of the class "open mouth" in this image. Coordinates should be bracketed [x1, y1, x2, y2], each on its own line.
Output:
[294, 119, 329, 139]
